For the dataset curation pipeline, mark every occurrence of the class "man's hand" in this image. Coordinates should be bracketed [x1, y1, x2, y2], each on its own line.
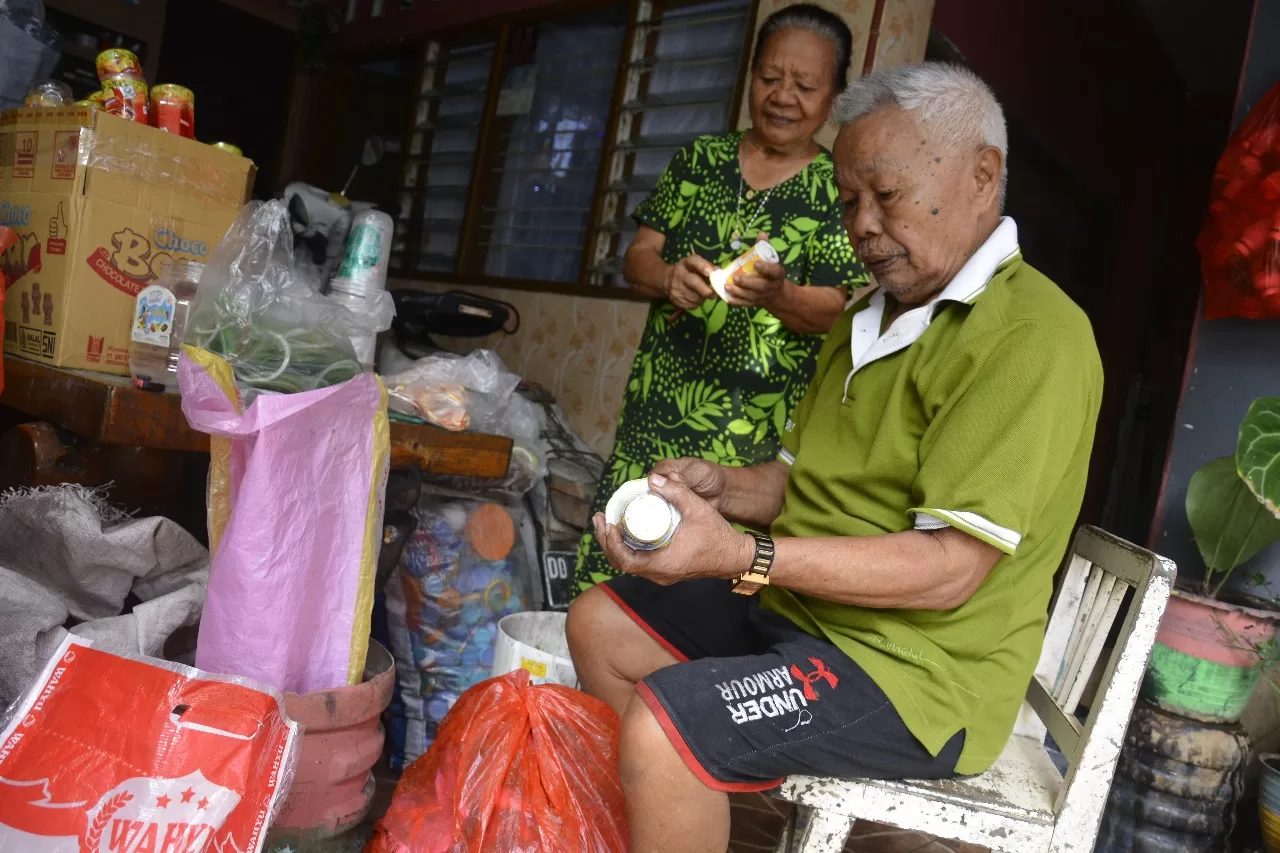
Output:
[651, 458, 727, 511]
[723, 232, 787, 307]
[593, 472, 753, 586]
[665, 255, 717, 309]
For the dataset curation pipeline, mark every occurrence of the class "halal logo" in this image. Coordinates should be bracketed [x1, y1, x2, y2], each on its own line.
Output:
[789, 657, 838, 701]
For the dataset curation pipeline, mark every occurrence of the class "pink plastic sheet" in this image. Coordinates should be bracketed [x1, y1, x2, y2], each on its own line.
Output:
[178, 346, 389, 694]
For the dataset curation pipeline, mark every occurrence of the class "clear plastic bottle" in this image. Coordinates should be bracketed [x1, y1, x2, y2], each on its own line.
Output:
[128, 258, 204, 392]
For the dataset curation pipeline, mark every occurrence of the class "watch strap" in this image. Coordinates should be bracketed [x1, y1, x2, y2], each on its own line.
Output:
[731, 532, 775, 595]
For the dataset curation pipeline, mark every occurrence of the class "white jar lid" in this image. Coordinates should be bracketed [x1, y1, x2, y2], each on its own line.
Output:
[622, 493, 674, 543]
[605, 478, 683, 543]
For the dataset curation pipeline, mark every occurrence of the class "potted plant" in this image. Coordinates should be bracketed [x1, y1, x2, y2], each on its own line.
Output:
[1142, 396, 1280, 724]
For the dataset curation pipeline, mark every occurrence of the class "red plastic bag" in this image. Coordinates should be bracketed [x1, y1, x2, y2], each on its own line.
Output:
[1198, 81, 1280, 319]
[0, 636, 300, 853]
[368, 670, 627, 853]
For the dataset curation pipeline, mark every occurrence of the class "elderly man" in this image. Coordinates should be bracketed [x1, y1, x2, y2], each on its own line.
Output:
[567, 62, 1102, 853]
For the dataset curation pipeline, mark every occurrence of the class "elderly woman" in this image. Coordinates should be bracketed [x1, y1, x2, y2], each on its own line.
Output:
[573, 4, 867, 595]
[567, 63, 1103, 853]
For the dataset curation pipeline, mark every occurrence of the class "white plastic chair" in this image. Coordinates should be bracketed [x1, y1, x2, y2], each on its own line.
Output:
[771, 526, 1176, 853]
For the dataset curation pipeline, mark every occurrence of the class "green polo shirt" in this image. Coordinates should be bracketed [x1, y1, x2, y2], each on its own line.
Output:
[766, 236, 1102, 775]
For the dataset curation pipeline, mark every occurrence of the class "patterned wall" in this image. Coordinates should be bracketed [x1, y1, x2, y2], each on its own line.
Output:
[398, 0, 935, 458]
[387, 279, 651, 456]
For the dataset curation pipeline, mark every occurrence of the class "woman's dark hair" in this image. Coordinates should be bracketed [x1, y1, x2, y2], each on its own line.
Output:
[751, 3, 854, 93]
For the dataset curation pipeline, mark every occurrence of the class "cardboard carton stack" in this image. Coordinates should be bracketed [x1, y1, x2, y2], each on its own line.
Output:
[0, 106, 254, 374]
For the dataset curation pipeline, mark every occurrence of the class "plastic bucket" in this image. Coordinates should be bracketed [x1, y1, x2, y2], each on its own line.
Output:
[492, 611, 578, 687]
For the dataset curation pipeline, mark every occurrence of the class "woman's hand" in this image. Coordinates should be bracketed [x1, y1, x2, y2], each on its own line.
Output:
[664, 255, 717, 309]
[723, 232, 788, 307]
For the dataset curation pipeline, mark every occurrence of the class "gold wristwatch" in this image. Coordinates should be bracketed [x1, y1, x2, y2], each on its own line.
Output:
[731, 532, 776, 595]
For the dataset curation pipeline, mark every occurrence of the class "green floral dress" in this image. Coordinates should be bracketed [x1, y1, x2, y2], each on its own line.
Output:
[573, 130, 867, 594]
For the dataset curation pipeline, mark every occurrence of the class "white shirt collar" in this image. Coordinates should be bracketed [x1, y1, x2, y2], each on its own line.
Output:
[843, 217, 1021, 401]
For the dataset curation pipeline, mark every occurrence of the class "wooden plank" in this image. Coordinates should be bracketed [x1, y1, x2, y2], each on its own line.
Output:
[1, 358, 208, 453]
[389, 423, 513, 478]
[0, 357, 513, 478]
[1054, 566, 1103, 701]
[1024, 677, 1082, 760]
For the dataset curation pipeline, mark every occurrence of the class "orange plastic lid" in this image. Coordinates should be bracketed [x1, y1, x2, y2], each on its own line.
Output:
[465, 503, 516, 561]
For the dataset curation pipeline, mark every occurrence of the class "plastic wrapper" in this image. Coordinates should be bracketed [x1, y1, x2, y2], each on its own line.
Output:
[0, 635, 299, 853]
[188, 200, 394, 393]
[178, 346, 390, 694]
[384, 485, 537, 767]
[382, 348, 542, 442]
[0, 1, 59, 112]
[368, 670, 627, 853]
[1198, 80, 1280, 319]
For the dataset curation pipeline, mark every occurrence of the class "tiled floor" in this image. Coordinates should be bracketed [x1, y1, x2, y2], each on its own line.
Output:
[273, 786, 990, 852]
[729, 792, 990, 853]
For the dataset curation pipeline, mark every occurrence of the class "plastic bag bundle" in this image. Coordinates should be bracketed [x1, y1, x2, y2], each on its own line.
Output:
[0, 636, 299, 853]
[384, 489, 535, 767]
[368, 670, 627, 853]
[1198, 80, 1280, 320]
[179, 346, 390, 694]
[0, 0, 60, 112]
[382, 348, 540, 441]
[189, 200, 393, 393]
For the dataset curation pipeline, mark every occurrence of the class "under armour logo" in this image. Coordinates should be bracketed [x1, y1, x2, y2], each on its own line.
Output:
[789, 657, 838, 701]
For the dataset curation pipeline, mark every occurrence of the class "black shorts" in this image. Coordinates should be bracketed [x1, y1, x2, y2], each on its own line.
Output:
[602, 575, 964, 792]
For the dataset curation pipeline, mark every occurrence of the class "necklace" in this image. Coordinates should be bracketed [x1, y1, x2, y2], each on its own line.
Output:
[731, 174, 774, 251]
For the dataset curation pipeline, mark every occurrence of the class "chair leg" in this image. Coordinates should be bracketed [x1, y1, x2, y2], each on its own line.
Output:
[784, 804, 855, 853]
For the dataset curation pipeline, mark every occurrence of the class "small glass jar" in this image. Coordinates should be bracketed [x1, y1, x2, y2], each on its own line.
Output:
[606, 479, 682, 551]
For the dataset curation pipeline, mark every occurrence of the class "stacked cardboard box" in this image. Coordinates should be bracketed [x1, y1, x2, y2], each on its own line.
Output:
[0, 106, 254, 374]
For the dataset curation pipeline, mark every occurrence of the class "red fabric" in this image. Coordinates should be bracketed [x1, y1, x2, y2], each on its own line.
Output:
[1198, 81, 1280, 319]
[368, 670, 628, 853]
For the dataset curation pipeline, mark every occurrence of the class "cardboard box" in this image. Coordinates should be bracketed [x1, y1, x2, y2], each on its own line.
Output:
[0, 106, 254, 373]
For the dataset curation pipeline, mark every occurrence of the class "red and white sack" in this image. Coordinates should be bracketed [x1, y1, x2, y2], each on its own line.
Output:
[0, 637, 299, 853]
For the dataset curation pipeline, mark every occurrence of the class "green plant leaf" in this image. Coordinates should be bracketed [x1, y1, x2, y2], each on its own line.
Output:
[752, 392, 783, 408]
[712, 438, 727, 457]
[791, 216, 821, 232]
[754, 421, 768, 444]
[784, 226, 801, 243]
[1187, 456, 1280, 577]
[1238, 396, 1280, 518]
[707, 300, 729, 335]
[679, 180, 699, 197]
[744, 405, 767, 421]
[727, 419, 754, 435]
[773, 401, 787, 436]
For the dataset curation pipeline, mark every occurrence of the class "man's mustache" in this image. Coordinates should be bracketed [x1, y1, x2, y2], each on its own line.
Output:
[857, 240, 902, 262]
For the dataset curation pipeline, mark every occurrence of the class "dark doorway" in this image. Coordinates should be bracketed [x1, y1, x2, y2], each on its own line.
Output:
[928, 0, 1255, 546]
[155, 0, 298, 197]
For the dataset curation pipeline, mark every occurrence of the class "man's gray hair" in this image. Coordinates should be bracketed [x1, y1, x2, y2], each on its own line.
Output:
[835, 62, 1008, 205]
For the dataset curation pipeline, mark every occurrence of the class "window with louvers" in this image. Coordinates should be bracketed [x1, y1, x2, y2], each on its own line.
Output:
[387, 0, 755, 296]
[400, 40, 495, 274]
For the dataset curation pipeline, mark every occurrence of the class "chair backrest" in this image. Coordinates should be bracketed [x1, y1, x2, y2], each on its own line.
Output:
[1012, 526, 1175, 828]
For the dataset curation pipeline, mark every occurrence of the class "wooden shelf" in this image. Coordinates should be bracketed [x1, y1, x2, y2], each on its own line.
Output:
[0, 356, 513, 479]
